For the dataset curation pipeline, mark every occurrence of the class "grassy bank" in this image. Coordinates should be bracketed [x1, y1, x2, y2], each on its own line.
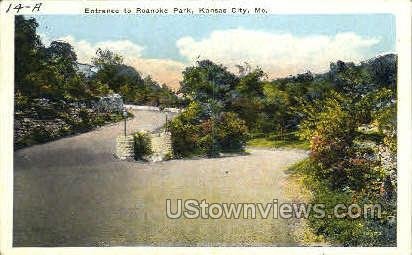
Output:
[286, 159, 396, 246]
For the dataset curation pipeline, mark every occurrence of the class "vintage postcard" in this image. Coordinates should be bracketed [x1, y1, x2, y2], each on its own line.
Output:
[0, 0, 411, 254]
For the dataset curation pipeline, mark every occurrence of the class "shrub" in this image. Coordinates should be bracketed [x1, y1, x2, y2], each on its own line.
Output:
[168, 102, 202, 157]
[133, 131, 152, 160]
[308, 97, 356, 163]
[215, 112, 249, 151]
[168, 102, 248, 158]
[31, 125, 52, 143]
[373, 103, 396, 153]
[75, 108, 93, 132]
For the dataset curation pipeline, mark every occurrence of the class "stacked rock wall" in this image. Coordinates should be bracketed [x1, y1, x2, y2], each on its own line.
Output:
[94, 93, 123, 113]
[116, 132, 173, 162]
[146, 132, 173, 162]
[115, 135, 134, 160]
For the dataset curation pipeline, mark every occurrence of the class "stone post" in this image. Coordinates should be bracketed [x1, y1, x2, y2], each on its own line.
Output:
[116, 135, 134, 160]
[145, 131, 173, 162]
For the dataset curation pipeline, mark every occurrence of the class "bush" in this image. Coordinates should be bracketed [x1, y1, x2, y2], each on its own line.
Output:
[168, 102, 248, 158]
[133, 131, 152, 160]
[215, 112, 249, 151]
[308, 97, 356, 162]
[31, 125, 52, 143]
[168, 102, 202, 157]
[73, 108, 93, 132]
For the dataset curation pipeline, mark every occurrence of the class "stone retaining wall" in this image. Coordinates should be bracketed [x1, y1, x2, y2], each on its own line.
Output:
[15, 97, 124, 150]
[116, 132, 173, 162]
[124, 104, 182, 113]
[94, 93, 123, 113]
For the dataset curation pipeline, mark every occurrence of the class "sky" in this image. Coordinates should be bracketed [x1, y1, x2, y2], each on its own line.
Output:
[32, 14, 396, 90]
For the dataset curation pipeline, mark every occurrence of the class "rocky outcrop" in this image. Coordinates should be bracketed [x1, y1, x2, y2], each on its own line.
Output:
[94, 94, 123, 113]
[14, 96, 123, 150]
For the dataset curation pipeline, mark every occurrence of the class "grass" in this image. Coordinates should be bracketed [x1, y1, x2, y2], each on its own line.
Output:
[247, 136, 310, 150]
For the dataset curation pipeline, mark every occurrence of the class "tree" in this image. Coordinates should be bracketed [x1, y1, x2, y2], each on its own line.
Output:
[235, 68, 265, 97]
[364, 54, 397, 90]
[92, 49, 143, 92]
[92, 48, 123, 68]
[90, 49, 180, 106]
[180, 59, 239, 106]
[261, 82, 291, 134]
[47, 41, 77, 62]
[46, 41, 78, 77]
[14, 16, 45, 96]
[15, 16, 89, 100]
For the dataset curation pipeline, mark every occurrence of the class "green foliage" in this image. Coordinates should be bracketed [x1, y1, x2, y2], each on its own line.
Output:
[168, 102, 202, 157]
[15, 16, 180, 107]
[133, 131, 152, 160]
[365, 54, 397, 90]
[92, 49, 142, 93]
[15, 16, 86, 101]
[230, 96, 263, 132]
[91, 50, 181, 106]
[174, 60, 254, 157]
[236, 68, 266, 97]
[180, 59, 239, 105]
[88, 80, 111, 96]
[369, 89, 396, 153]
[296, 81, 396, 192]
[229, 69, 268, 132]
[247, 132, 310, 150]
[169, 102, 248, 158]
[306, 93, 356, 162]
[30, 125, 53, 143]
[285, 57, 397, 246]
[214, 111, 249, 151]
[288, 159, 396, 246]
[14, 16, 181, 149]
[15, 16, 44, 94]
[92, 48, 123, 68]
[260, 82, 291, 133]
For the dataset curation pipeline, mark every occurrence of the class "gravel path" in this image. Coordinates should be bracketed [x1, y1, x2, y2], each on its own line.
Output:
[13, 110, 308, 246]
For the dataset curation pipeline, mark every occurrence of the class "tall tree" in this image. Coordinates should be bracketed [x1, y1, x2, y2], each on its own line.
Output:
[180, 60, 239, 106]
[14, 15, 44, 96]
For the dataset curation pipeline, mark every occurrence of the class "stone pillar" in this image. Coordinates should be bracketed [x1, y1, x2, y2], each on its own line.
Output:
[146, 131, 173, 162]
[116, 135, 134, 160]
